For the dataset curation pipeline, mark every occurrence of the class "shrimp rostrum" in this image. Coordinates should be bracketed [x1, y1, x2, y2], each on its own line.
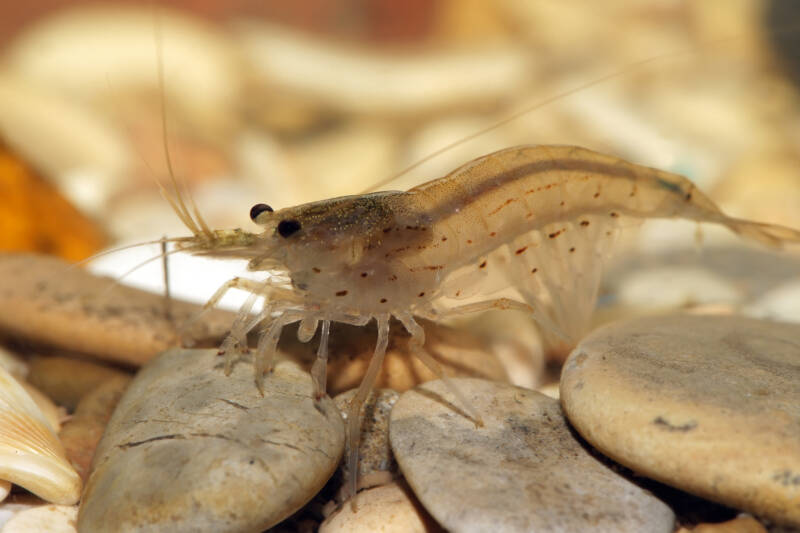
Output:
[167, 144, 800, 497]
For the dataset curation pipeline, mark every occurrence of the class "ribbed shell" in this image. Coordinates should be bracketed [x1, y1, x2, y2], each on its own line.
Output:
[0, 365, 81, 504]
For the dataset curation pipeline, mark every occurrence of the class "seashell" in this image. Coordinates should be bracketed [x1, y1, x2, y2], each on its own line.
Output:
[0, 479, 10, 502]
[0, 365, 81, 505]
[0, 346, 28, 380]
[19, 381, 64, 433]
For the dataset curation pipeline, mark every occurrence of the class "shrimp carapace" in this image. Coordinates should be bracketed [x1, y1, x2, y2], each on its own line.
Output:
[174, 144, 800, 503]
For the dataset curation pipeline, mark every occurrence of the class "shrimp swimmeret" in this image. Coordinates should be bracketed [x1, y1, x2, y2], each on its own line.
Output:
[163, 143, 800, 498]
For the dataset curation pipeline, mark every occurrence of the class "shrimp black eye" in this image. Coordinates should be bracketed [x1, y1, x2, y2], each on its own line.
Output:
[250, 203, 273, 221]
[277, 219, 302, 238]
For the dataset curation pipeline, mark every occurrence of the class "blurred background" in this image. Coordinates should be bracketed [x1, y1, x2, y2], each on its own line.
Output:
[1, 0, 799, 307]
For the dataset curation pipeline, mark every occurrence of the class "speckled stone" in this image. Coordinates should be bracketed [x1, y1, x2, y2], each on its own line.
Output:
[334, 388, 399, 492]
[390, 378, 675, 533]
[561, 314, 800, 527]
[0, 254, 234, 366]
[78, 349, 344, 532]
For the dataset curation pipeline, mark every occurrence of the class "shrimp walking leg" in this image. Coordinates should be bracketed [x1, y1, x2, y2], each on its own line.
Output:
[253, 310, 305, 393]
[178, 276, 268, 344]
[219, 292, 261, 373]
[397, 313, 484, 427]
[344, 314, 390, 504]
[310, 319, 331, 399]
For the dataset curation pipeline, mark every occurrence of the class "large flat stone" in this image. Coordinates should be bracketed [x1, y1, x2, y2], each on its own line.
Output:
[78, 349, 344, 532]
[561, 314, 800, 526]
[390, 378, 674, 533]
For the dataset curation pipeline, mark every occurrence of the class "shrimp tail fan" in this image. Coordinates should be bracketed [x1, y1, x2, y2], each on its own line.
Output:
[726, 218, 800, 249]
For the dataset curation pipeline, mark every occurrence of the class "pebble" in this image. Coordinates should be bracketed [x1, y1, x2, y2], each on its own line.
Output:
[683, 514, 766, 533]
[78, 348, 345, 532]
[561, 314, 800, 527]
[1, 504, 77, 533]
[0, 253, 235, 367]
[319, 480, 438, 533]
[744, 278, 800, 324]
[616, 266, 741, 310]
[27, 356, 129, 411]
[0, 495, 46, 529]
[58, 375, 131, 480]
[605, 247, 800, 308]
[333, 389, 399, 493]
[390, 378, 675, 533]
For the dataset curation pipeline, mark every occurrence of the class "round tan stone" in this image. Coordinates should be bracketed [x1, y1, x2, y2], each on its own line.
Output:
[78, 349, 344, 532]
[689, 514, 766, 533]
[561, 314, 800, 527]
[58, 374, 131, 480]
[27, 356, 130, 411]
[0, 253, 235, 366]
[319, 480, 438, 533]
[1, 504, 77, 533]
[390, 378, 675, 533]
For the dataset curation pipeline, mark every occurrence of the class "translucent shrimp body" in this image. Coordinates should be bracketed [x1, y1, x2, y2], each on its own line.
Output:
[174, 144, 800, 500]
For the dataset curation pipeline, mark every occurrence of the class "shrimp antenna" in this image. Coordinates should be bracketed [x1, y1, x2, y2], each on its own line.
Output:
[153, 9, 213, 240]
[99, 245, 187, 302]
[68, 236, 192, 270]
[362, 33, 747, 193]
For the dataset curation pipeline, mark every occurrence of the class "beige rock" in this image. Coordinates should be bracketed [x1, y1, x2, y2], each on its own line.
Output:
[561, 314, 800, 527]
[78, 349, 344, 532]
[58, 375, 131, 480]
[390, 378, 675, 533]
[27, 356, 129, 411]
[0, 495, 46, 529]
[5, 5, 242, 137]
[0, 481, 9, 503]
[235, 20, 528, 117]
[0, 365, 81, 505]
[0, 504, 77, 533]
[334, 389, 399, 493]
[605, 247, 800, 307]
[320, 480, 439, 533]
[691, 514, 766, 532]
[745, 278, 800, 324]
[0, 254, 235, 366]
[617, 266, 741, 310]
[537, 382, 560, 400]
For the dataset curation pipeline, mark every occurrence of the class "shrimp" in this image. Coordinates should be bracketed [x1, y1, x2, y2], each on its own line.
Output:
[163, 143, 800, 501]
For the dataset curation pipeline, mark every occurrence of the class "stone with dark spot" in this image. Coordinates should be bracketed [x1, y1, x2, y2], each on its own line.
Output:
[390, 378, 674, 532]
[78, 349, 344, 532]
[561, 314, 800, 527]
